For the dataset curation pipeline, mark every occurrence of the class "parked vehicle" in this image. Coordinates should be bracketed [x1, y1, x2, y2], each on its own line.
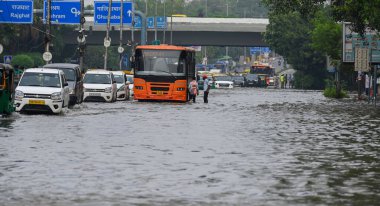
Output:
[43, 63, 84, 106]
[83, 69, 117, 102]
[245, 74, 258, 87]
[0, 64, 15, 115]
[197, 78, 204, 90]
[14, 68, 70, 114]
[214, 76, 234, 89]
[126, 74, 134, 96]
[231, 75, 245, 87]
[111, 71, 130, 101]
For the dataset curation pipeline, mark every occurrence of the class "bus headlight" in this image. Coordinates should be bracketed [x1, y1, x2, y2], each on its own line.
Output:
[177, 88, 185, 91]
[135, 86, 143, 90]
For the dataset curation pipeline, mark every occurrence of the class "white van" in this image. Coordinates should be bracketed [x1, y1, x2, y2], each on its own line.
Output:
[83, 69, 117, 102]
[14, 68, 70, 114]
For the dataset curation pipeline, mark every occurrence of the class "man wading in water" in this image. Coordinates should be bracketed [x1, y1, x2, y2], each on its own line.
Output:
[203, 75, 210, 103]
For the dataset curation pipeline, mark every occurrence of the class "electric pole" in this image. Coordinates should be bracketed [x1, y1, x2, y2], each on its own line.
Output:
[119, 0, 124, 70]
[78, 0, 86, 73]
[104, 0, 113, 70]
[43, 0, 52, 64]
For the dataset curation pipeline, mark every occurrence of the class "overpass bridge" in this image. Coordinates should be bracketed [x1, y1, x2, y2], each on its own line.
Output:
[63, 17, 269, 47]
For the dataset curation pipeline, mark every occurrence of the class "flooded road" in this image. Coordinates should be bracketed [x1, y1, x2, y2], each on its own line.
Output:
[1, 88, 380, 206]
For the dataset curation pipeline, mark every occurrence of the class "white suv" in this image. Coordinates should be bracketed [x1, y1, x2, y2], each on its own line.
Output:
[14, 68, 70, 114]
[83, 69, 117, 102]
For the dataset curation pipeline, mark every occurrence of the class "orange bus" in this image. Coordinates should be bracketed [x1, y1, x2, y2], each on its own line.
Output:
[133, 44, 196, 102]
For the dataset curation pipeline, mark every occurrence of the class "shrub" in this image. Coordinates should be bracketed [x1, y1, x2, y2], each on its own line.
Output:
[323, 86, 349, 98]
[11, 54, 34, 68]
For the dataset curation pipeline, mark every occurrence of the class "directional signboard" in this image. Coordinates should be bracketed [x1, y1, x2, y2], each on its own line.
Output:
[250, 47, 271, 55]
[343, 23, 380, 63]
[147, 16, 167, 29]
[147, 17, 155, 29]
[43, 0, 81, 24]
[94, 1, 133, 25]
[134, 16, 142, 29]
[0, 0, 33, 24]
[156, 16, 167, 29]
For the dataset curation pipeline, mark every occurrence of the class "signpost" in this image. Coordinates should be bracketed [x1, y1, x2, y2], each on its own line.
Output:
[94, 1, 133, 25]
[3, 56, 12, 64]
[147, 16, 166, 29]
[147, 17, 154, 29]
[343, 23, 380, 63]
[43, 52, 53, 62]
[156, 16, 167, 29]
[250, 47, 271, 55]
[134, 16, 142, 29]
[355, 48, 370, 72]
[43, 0, 81, 24]
[0, 0, 33, 24]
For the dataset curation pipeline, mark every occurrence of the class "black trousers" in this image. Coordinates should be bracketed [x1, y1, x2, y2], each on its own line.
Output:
[190, 94, 196, 102]
[203, 91, 209, 103]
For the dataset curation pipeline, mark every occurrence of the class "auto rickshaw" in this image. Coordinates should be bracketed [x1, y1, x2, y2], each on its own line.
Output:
[0, 64, 15, 115]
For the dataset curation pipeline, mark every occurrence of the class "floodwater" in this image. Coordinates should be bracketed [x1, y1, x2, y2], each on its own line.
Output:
[1, 88, 380, 206]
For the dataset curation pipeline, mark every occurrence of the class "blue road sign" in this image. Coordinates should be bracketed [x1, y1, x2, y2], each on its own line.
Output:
[147, 17, 154, 29]
[3, 55, 12, 64]
[94, 1, 133, 25]
[250, 47, 271, 55]
[43, 0, 81, 24]
[134, 16, 142, 29]
[0, 0, 33, 24]
[156, 16, 167, 29]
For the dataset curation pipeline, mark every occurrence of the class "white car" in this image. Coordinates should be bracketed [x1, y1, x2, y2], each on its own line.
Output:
[83, 69, 117, 102]
[126, 74, 134, 96]
[14, 68, 70, 114]
[214, 76, 234, 89]
[111, 71, 130, 101]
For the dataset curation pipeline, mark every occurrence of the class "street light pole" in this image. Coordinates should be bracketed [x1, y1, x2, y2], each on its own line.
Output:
[154, 0, 158, 41]
[163, 0, 166, 44]
[225, 0, 229, 57]
[205, 0, 207, 17]
[170, 0, 173, 44]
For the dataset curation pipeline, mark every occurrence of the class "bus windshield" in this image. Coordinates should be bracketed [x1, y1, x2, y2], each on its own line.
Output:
[136, 50, 185, 76]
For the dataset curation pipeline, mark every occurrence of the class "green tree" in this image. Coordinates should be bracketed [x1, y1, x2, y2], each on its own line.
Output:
[12, 55, 34, 68]
[333, 0, 380, 35]
[263, 2, 327, 89]
[311, 9, 342, 60]
[262, 0, 325, 18]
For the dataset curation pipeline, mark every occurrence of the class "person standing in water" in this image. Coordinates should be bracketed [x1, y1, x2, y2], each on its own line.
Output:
[203, 75, 210, 103]
[188, 76, 198, 103]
